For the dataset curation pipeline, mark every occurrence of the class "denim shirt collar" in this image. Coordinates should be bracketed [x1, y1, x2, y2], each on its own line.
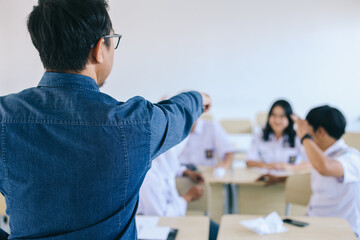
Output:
[38, 72, 100, 92]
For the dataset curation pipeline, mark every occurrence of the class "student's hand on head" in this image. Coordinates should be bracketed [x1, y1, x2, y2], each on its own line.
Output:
[291, 114, 312, 139]
[183, 170, 205, 183]
[200, 92, 212, 113]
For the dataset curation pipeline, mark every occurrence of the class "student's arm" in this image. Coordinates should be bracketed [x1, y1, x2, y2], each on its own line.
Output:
[139, 172, 188, 217]
[217, 153, 234, 169]
[302, 139, 343, 177]
[246, 160, 271, 169]
[148, 92, 211, 160]
[292, 115, 344, 177]
[246, 133, 272, 169]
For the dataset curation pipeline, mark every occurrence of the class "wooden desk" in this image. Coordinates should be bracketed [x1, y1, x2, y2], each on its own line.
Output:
[199, 167, 310, 218]
[198, 166, 232, 222]
[157, 216, 209, 240]
[231, 168, 310, 216]
[218, 215, 357, 240]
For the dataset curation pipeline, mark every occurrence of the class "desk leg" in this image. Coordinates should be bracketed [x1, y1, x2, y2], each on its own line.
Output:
[208, 183, 226, 223]
[230, 184, 238, 214]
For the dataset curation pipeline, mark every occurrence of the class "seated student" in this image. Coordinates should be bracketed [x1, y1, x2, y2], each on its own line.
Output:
[247, 99, 308, 170]
[178, 117, 234, 169]
[138, 146, 204, 217]
[138, 146, 219, 240]
[258, 106, 360, 239]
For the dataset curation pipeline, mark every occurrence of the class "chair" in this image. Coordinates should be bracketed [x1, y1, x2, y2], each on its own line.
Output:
[219, 119, 252, 134]
[200, 114, 213, 121]
[176, 177, 208, 216]
[0, 195, 5, 215]
[285, 173, 312, 216]
[255, 112, 268, 129]
[343, 132, 360, 151]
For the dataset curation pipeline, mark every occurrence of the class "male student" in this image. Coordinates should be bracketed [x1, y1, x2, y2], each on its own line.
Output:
[0, 0, 211, 239]
[138, 145, 219, 240]
[258, 106, 360, 239]
[138, 146, 204, 217]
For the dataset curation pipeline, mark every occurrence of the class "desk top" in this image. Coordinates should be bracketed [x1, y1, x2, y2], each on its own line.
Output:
[199, 166, 311, 185]
[217, 215, 357, 240]
[157, 216, 209, 240]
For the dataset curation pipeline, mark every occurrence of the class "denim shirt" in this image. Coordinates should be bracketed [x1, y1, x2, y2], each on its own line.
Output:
[0, 72, 203, 240]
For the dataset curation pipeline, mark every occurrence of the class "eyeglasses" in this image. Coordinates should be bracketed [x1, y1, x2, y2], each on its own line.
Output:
[90, 34, 122, 50]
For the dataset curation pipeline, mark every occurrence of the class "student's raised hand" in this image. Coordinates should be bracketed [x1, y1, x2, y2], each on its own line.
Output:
[183, 169, 205, 183]
[291, 114, 312, 139]
[200, 92, 212, 113]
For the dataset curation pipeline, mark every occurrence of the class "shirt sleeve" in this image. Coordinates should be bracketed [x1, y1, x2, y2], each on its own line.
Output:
[246, 133, 261, 161]
[138, 170, 167, 216]
[295, 137, 308, 164]
[336, 149, 360, 184]
[138, 169, 187, 217]
[212, 121, 235, 160]
[176, 165, 187, 177]
[147, 91, 203, 162]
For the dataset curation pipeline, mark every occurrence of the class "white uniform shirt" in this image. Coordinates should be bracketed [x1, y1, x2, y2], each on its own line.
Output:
[137, 147, 187, 217]
[246, 132, 306, 164]
[307, 139, 360, 239]
[178, 119, 234, 166]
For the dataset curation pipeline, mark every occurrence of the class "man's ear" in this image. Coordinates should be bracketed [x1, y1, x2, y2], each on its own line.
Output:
[317, 126, 327, 137]
[91, 38, 105, 63]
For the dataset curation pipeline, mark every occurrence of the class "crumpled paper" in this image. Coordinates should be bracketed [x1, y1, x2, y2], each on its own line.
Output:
[240, 212, 288, 235]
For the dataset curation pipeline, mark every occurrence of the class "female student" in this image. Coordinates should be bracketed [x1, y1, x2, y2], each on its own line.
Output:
[246, 99, 308, 170]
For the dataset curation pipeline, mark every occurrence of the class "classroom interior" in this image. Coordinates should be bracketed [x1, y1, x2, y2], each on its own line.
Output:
[1, 0, 360, 239]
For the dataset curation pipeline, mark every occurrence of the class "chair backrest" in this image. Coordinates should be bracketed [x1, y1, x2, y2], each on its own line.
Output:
[200, 114, 213, 121]
[219, 119, 252, 134]
[176, 177, 208, 215]
[343, 132, 360, 151]
[255, 112, 268, 129]
[285, 173, 312, 207]
[0, 195, 6, 215]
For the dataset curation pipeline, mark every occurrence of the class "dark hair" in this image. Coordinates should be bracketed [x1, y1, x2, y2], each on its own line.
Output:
[27, 0, 113, 72]
[306, 105, 346, 140]
[263, 99, 296, 147]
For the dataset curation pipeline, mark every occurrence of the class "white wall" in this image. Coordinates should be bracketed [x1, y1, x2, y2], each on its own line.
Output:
[1, 0, 360, 130]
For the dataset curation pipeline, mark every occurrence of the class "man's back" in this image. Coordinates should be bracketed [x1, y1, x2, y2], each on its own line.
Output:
[0, 72, 203, 239]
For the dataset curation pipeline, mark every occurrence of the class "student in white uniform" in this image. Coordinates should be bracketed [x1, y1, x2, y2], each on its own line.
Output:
[137, 145, 219, 240]
[178, 118, 234, 169]
[247, 99, 308, 170]
[258, 105, 360, 239]
[137, 146, 204, 217]
[294, 106, 360, 239]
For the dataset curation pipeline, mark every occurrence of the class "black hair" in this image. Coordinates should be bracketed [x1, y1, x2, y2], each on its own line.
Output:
[27, 0, 113, 72]
[263, 99, 296, 147]
[306, 105, 346, 140]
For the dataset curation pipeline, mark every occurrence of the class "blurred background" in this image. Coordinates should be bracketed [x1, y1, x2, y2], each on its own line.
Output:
[1, 0, 359, 130]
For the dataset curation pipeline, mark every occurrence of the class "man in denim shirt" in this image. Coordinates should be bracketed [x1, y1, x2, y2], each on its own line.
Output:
[0, 0, 211, 239]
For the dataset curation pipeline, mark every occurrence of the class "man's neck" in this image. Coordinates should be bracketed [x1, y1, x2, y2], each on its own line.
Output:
[320, 137, 337, 151]
[46, 67, 99, 86]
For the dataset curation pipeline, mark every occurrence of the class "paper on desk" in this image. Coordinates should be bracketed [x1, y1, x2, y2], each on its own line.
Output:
[213, 167, 226, 178]
[136, 216, 159, 231]
[240, 212, 288, 235]
[136, 216, 170, 240]
[138, 226, 171, 240]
